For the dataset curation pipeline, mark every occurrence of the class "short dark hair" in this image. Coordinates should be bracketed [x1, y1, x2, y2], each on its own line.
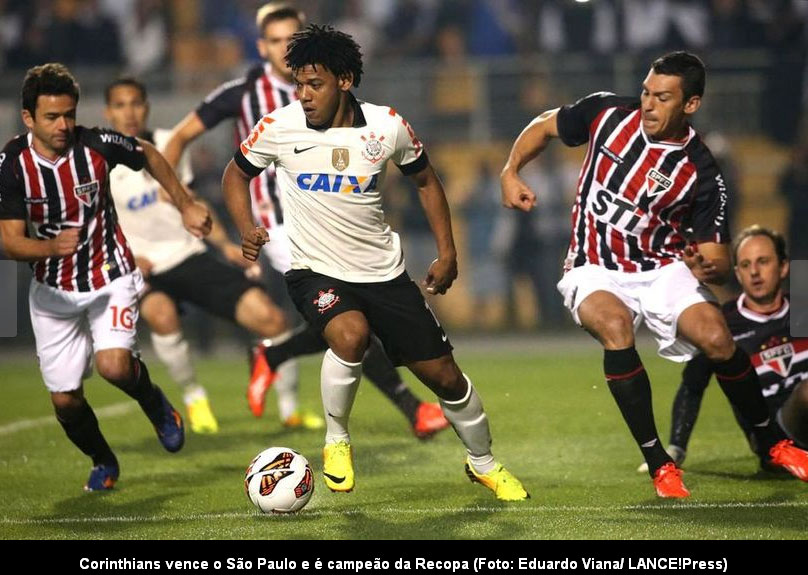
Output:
[651, 51, 706, 100]
[733, 225, 788, 265]
[104, 77, 148, 104]
[256, 2, 304, 34]
[286, 24, 363, 88]
[21, 63, 80, 116]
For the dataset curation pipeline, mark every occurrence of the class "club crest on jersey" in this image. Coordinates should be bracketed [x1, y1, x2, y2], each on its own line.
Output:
[759, 340, 794, 378]
[361, 132, 385, 164]
[313, 289, 340, 314]
[332, 148, 349, 171]
[74, 180, 99, 207]
[645, 168, 672, 197]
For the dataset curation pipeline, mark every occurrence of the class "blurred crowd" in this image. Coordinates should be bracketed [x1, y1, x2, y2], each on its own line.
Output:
[1, 0, 806, 71]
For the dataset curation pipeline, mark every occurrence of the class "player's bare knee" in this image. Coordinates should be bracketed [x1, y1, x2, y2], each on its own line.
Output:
[96, 353, 133, 385]
[50, 392, 83, 415]
[433, 362, 465, 396]
[329, 329, 369, 363]
[699, 330, 734, 362]
[595, 314, 634, 349]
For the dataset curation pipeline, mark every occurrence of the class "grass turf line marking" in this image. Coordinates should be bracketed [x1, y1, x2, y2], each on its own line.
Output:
[0, 402, 136, 436]
[4, 500, 808, 525]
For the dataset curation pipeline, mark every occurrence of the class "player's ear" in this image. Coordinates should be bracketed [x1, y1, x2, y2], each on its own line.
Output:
[338, 72, 354, 92]
[781, 258, 790, 281]
[256, 38, 267, 60]
[21, 108, 34, 130]
[684, 94, 701, 115]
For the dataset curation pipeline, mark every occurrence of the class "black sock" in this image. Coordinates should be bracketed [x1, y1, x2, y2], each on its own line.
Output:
[118, 357, 162, 415]
[669, 357, 711, 449]
[714, 347, 783, 455]
[362, 338, 419, 423]
[263, 325, 328, 369]
[604, 347, 670, 476]
[56, 400, 117, 467]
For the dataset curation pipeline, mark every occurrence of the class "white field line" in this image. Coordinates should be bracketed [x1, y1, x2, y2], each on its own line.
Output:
[3, 500, 808, 525]
[0, 402, 136, 436]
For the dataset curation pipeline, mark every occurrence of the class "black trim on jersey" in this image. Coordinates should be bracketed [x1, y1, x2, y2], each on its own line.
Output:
[101, 182, 123, 283]
[80, 127, 145, 172]
[140, 130, 155, 145]
[682, 137, 730, 244]
[0, 135, 28, 220]
[234, 150, 264, 178]
[72, 141, 93, 292]
[195, 66, 260, 129]
[40, 166, 63, 286]
[556, 93, 639, 147]
[397, 151, 429, 176]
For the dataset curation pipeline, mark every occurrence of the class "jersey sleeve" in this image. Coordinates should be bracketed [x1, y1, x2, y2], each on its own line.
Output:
[0, 149, 26, 220]
[390, 110, 428, 175]
[687, 157, 731, 244]
[556, 92, 636, 147]
[195, 77, 246, 129]
[84, 127, 146, 171]
[233, 116, 278, 178]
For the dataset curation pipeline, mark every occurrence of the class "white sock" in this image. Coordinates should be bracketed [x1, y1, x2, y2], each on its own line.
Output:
[273, 359, 299, 421]
[150, 331, 202, 404]
[321, 348, 362, 444]
[440, 374, 495, 474]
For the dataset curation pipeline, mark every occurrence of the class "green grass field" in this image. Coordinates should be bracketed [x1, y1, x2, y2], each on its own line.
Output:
[1, 342, 806, 539]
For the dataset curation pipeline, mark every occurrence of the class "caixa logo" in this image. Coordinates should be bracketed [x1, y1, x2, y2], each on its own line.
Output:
[296, 173, 378, 194]
[126, 189, 158, 211]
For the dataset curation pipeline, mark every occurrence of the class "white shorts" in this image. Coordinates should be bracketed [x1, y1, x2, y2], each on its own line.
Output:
[556, 261, 717, 362]
[261, 225, 292, 274]
[29, 270, 144, 393]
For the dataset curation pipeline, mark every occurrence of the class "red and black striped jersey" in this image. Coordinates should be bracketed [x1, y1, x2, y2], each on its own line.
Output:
[0, 127, 144, 292]
[556, 92, 730, 273]
[196, 62, 296, 229]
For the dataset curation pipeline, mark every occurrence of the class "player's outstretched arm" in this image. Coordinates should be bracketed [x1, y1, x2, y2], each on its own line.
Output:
[500, 108, 560, 212]
[0, 220, 79, 261]
[163, 112, 206, 169]
[411, 163, 457, 295]
[683, 242, 731, 286]
[222, 159, 267, 262]
[139, 139, 211, 239]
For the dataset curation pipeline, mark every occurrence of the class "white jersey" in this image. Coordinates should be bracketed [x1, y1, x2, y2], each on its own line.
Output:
[235, 96, 427, 283]
[110, 128, 206, 275]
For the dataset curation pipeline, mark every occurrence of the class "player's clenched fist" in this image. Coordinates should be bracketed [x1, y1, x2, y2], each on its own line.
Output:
[500, 171, 537, 212]
[181, 200, 212, 238]
[241, 226, 269, 261]
[50, 227, 81, 256]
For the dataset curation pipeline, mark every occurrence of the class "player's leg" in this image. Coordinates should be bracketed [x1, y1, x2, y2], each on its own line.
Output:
[235, 286, 321, 427]
[578, 291, 681, 489]
[140, 290, 217, 433]
[678, 303, 808, 480]
[637, 356, 710, 473]
[362, 335, 449, 439]
[90, 273, 184, 453]
[405, 354, 529, 501]
[29, 282, 119, 491]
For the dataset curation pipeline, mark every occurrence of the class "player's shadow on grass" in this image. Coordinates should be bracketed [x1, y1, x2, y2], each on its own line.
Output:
[38, 492, 188, 537]
[636, 493, 808, 534]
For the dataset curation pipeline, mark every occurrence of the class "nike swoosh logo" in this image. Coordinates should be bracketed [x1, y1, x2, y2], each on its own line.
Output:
[294, 145, 317, 154]
[441, 334, 448, 342]
[323, 472, 346, 484]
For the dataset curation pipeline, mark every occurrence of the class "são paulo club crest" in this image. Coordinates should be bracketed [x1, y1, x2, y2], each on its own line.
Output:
[759, 337, 794, 378]
[361, 132, 385, 164]
[313, 288, 340, 314]
[74, 179, 99, 207]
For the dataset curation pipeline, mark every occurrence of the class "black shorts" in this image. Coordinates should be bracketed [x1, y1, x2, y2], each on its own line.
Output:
[285, 269, 453, 366]
[147, 251, 261, 321]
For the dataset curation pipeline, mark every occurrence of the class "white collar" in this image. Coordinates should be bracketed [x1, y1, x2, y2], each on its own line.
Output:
[736, 293, 789, 323]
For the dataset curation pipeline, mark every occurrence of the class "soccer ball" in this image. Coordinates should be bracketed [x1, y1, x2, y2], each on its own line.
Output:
[244, 447, 314, 513]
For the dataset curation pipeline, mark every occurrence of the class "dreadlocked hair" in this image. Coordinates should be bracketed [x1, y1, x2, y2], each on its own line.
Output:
[286, 24, 363, 88]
